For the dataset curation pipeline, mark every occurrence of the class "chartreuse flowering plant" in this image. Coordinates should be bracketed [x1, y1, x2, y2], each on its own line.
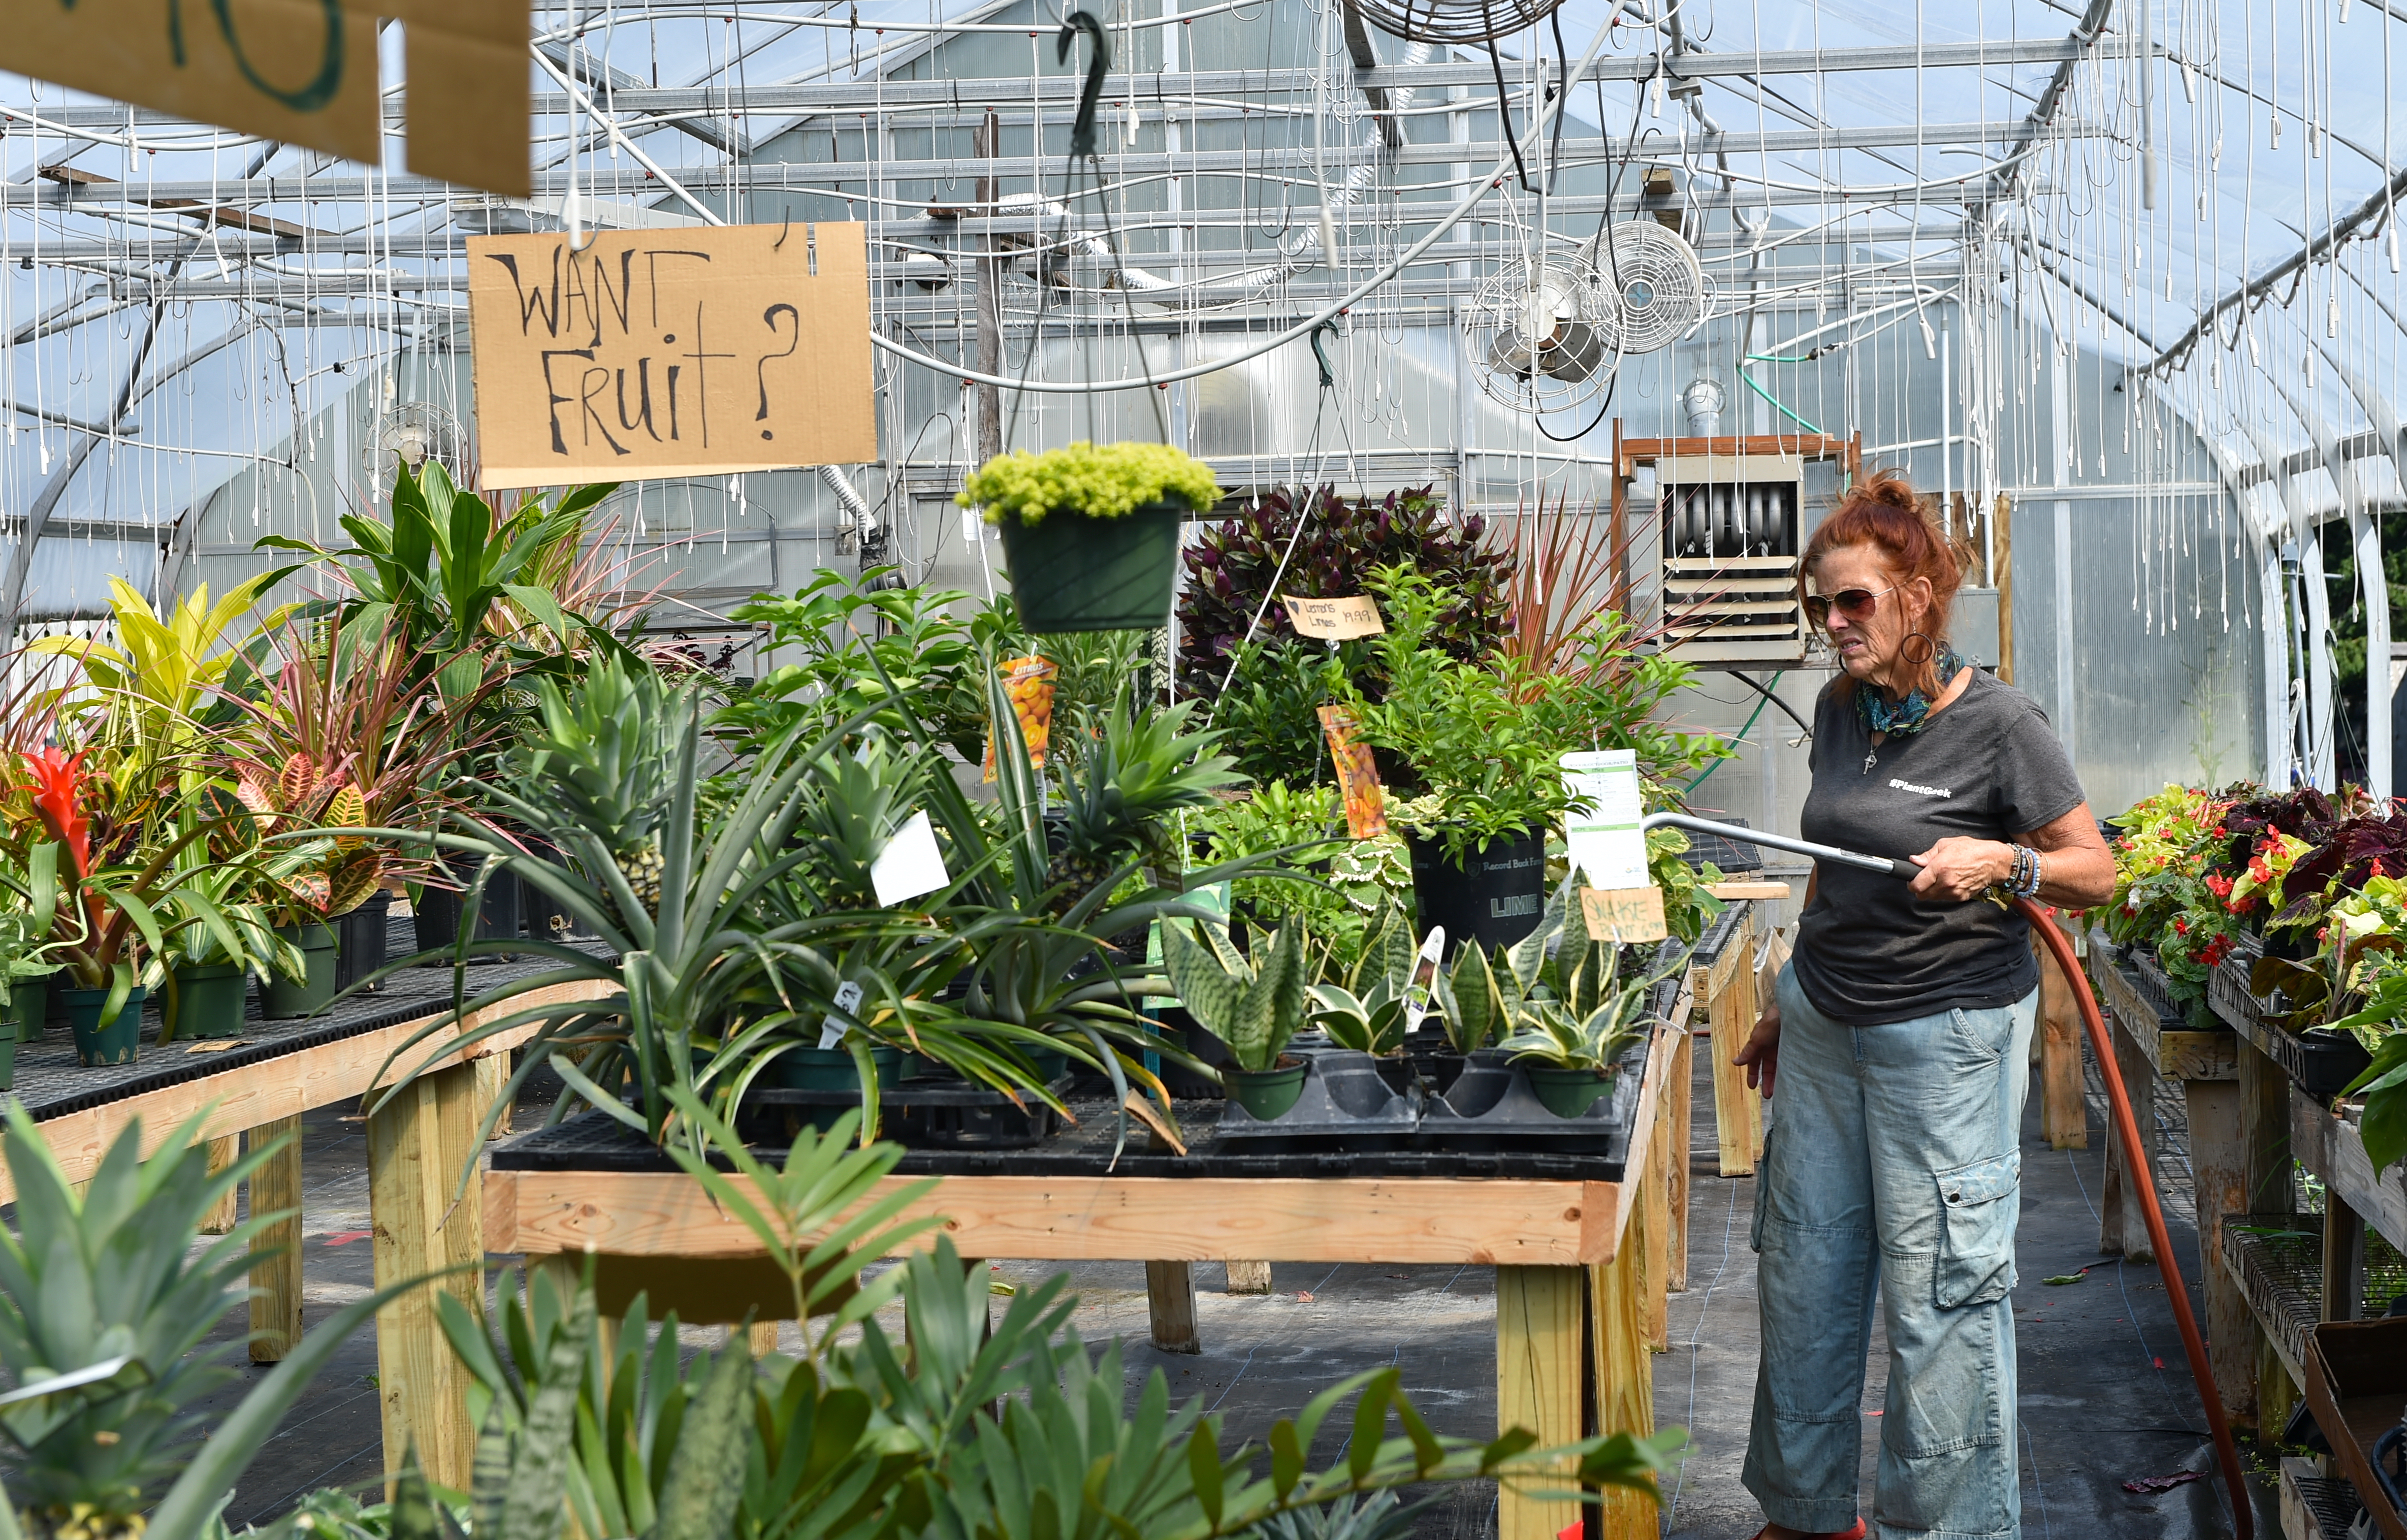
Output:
[958, 441, 1221, 527]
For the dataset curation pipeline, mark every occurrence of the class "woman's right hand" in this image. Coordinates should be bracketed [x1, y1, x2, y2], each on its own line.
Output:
[1732, 1000, 1782, 1100]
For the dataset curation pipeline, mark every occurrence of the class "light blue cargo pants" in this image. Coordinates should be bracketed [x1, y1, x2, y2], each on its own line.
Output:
[1740, 963, 2037, 1540]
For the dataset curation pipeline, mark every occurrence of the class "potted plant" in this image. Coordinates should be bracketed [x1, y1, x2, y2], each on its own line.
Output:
[958, 441, 1220, 632]
[1448, 899, 1681, 1118]
[1162, 916, 1309, 1119]
[1305, 901, 1432, 1093]
[0, 843, 75, 1052]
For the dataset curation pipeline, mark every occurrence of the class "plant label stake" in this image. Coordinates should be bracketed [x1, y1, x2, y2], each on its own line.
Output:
[1402, 927, 1446, 1034]
[1317, 705, 1388, 839]
[1562, 749, 1647, 887]
[1281, 593, 1385, 640]
[870, 810, 950, 906]
[818, 980, 866, 1050]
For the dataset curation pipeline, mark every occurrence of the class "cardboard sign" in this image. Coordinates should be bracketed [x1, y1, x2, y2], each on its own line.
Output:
[467, 224, 878, 489]
[1579, 886, 1668, 944]
[1561, 749, 1649, 889]
[1282, 594, 1385, 640]
[0, 0, 531, 197]
[1317, 705, 1389, 839]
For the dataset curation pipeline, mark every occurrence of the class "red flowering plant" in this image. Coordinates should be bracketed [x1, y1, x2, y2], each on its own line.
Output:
[2098, 783, 2252, 1025]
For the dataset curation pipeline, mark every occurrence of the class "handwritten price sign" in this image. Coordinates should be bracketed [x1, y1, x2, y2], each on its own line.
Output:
[467, 224, 878, 489]
[1282, 594, 1385, 640]
[1578, 886, 1668, 944]
[0, 0, 530, 196]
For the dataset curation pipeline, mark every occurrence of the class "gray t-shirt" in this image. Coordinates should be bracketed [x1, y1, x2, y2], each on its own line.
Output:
[1791, 669, 2087, 1025]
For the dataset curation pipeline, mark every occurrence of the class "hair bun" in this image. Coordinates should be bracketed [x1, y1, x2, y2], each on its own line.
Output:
[1862, 467, 1920, 511]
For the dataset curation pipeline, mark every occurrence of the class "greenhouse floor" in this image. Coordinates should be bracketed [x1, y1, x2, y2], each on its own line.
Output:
[174, 1044, 2286, 1538]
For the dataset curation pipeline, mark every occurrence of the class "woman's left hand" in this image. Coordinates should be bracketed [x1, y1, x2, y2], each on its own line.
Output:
[1908, 837, 2012, 902]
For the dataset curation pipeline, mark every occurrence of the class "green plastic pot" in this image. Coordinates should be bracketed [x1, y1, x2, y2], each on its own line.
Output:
[777, 1042, 904, 1134]
[170, 963, 249, 1040]
[1224, 1060, 1308, 1121]
[1525, 1063, 1613, 1118]
[262, 924, 339, 1020]
[64, 985, 146, 1067]
[996, 502, 1184, 632]
[0, 1033, 15, 1090]
[10, 979, 46, 1043]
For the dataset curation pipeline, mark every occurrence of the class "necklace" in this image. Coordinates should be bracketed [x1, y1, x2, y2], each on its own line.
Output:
[1857, 645, 1969, 774]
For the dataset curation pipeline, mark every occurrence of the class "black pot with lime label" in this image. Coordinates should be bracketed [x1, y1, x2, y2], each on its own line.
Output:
[1407, 830, 1547, 955]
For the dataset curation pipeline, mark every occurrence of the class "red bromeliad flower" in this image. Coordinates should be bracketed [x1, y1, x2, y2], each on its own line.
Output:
[20, 747, 92, 879]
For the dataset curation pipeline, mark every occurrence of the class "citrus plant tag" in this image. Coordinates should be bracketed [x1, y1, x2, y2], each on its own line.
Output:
[1580, 886, 1668, 943]
[1281, 594, 1385, 640]
[1317, 704, 1388, 839]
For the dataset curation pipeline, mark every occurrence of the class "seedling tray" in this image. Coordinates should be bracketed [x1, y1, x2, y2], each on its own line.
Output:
[2207, 956, 2371, 1098]
[1212, 1049, 1422, 1142]
[745, 1074, 1076, 1150]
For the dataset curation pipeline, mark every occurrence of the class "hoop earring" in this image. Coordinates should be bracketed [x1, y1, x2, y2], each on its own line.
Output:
[1899, 630, 1936, 666]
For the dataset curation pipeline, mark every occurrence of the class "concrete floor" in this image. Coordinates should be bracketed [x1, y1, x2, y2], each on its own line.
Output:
[153, 1038, 2283, 1537]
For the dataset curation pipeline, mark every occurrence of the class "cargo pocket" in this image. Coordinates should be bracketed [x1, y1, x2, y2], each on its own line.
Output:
[1935, 1150, 2020, 1308]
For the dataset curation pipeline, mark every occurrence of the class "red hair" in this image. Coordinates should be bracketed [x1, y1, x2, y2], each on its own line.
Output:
[1801, 467, 1962, 698]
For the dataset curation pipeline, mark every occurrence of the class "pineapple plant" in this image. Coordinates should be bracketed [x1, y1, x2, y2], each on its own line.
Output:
[513, 656, 692, 919]
[1042, 697, 1243, 907]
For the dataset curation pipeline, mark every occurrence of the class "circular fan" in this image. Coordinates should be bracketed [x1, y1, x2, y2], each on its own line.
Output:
[1590, 221, 1714, 354]
[1462, 258, 1617, 413]
[361, 400, 464, 492]
[1347, 0, 1565, 45]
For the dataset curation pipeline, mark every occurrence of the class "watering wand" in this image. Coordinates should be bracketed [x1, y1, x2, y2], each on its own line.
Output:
[1638, 811, 2255, 1540]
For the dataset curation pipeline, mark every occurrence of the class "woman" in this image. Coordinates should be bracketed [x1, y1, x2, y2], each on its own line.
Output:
[1730, 470, 2115, 1540]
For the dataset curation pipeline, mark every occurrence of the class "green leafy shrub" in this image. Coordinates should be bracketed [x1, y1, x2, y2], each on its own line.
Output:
[958, 441, 1220, 527]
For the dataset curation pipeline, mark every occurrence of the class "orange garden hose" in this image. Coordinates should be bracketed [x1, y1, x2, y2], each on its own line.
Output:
[1632, 815, 2253, 1537]
[2021, 901, 2252, 1540]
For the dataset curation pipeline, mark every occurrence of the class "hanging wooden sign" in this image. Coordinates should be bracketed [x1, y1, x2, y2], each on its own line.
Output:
[467, 223, 879, 489]
[0, 0, 532, 197]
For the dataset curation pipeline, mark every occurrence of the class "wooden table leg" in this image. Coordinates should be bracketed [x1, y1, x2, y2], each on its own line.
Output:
[1224, 1260, 1273, 1295]
[1643, 1096, 1671, 1352]
[368, 1060, 490, 1494]
[247, 1116, 304, 1364]
[200, 1135, 240, 1235]
[1496, 1265, 1585, 1540]
[2324, 1194, 2366, 1324]
[2038, 933, 2087, 1149]
[1145, 1261, 1200, 1354]
[2236, 1038, 2289, 1431]
[1667, 1031, 1692, 1294]
[2099, 1020, 2155, 1262]
[2186, 1079, 2253, 1423]
[1707, 917, 1762, 1178]
[1592, 1200, 1656, 1540]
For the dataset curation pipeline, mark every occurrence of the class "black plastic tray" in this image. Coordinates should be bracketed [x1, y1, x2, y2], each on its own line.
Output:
[1213, 1049, 1421, 1141]
[2207, 956, 2373, 1099]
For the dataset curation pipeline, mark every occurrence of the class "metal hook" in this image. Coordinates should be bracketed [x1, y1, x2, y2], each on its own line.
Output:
[774, 212, 793, 250]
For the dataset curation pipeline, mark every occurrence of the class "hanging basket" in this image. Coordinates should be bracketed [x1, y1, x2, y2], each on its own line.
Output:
[997, 503, 1184, 632]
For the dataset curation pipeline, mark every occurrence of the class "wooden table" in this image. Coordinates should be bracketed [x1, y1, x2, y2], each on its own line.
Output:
[0, 932, 608, 1498]
[479, 901, 1783, 1540]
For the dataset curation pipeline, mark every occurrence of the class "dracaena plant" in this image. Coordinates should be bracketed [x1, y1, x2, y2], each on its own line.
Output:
[1162, 917, 1308, 1074]
[1305, 900, 1425, 1056]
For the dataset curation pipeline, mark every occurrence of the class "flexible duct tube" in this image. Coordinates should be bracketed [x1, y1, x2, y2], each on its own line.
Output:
[1634, 812, 2255, 1540]
[819, 463, 874, 534]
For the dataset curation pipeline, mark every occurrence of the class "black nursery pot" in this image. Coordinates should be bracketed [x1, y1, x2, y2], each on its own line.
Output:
[335, 891, 393, 992]
[412, 856, 523, 958]
[1408, 831, 1548, 955]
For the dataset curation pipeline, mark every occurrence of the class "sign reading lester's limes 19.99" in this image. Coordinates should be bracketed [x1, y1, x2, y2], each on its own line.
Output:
[0, 0, 532, 196]
[466, 224, 879, 490]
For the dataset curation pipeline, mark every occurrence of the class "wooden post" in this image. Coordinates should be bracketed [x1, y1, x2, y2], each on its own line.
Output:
[1495, 1265, 1584, 1540]
[1145, 1261, 1200, 1354]
[2324, 1196, 2367, 1324]
[2099, 1020, 2155, 1262]
[368, 1060, 490, 1494]
[2240, 1039, 2293, 1216]
[2037, 934, 2088, 1149]
[728, 1321, 782, 1355]
[1224, 1260, 1273, 1295]
[247, 1116, 304, 1363]
[1591, 1205, 1656, 1540]
[1993, 492, 2014, 684]
[971, 108, 1003, 466]
[1707, 913, 1763, 1177]
[1643, 1090, 1671, 1352]
[1667, 1031, 1693, 1293]
[2187, 1079, 2254, 1423]
[200, 1134, 241, 1235]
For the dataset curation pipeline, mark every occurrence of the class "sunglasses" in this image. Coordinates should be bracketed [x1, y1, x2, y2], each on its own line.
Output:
[1804, 584, 1897, 627]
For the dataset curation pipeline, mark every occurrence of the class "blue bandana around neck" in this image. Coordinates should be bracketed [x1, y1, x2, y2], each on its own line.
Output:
[1856, 644, 1970, 739]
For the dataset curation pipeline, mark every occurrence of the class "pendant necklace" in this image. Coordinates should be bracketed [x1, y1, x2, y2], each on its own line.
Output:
[1863, 746, 1879, 776]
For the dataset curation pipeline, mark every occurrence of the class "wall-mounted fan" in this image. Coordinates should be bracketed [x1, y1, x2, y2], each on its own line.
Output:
[1347, 0, 1566, 45]
[361, 400, 464, 493]
[1462, 257, 1617, 413]
[1589, 221, 1714, 354]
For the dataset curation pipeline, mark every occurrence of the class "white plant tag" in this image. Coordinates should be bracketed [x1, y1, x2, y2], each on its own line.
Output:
[1561, 749, 1649, 888]
[1402, 926, 1446, 1035]
[818, 979, 866, 1050]
[871, 810, 949, 906]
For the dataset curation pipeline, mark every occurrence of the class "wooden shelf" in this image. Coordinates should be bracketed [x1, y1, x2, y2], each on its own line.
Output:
[2292, 1089, 2407, 1260]
[2094, 956, 2238, 1082]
